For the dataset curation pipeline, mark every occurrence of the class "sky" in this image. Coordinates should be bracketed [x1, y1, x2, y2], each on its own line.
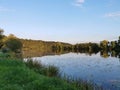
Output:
[0, 0, 120, 44]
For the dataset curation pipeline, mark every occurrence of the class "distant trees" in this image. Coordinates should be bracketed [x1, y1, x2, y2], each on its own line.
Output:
[0, 28, 5, 48]
[73, 42, 100, 54]
[52, 42, 72, 53]
[100, 36, 120, 52]
[3, 34, 22, 52]
[51, 36, 120, 57]
[118, 36, 120, 45]
[110, 41, 116, 50]
[100, 40, 109, 50]
[51, 42, 100, 55]
[0, 28, 4, 39]
[21, 39, 57, 57]
[0, 28, 120, 58]
[0, 29, 23, 53]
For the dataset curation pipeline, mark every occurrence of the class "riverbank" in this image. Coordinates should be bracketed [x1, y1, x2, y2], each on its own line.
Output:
[0, 58, 77, 90]
[0, 53, 102, 90]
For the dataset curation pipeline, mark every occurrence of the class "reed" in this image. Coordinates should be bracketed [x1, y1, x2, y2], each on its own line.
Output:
[60, 74, 103, 90]
[25, 58, 59, 77]
[25, 58, 103, 90]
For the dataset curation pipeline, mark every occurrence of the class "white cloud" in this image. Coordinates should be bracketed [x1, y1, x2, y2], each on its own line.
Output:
[105, 11, 120, 17]
[0, 6, 14, 12]
[76, 0, 85, 4]
[73, 0, 85, 7]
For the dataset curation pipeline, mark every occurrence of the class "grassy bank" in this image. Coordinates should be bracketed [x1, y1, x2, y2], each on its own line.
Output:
[0, 55, 78, 90]
[0, 53, 102, 90]
[25, 58, 103, 90]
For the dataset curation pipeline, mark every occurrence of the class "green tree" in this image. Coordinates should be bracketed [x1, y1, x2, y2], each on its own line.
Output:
[0, 29, 4, 39]
[0, 28, 4, 48]
[4, 35, 22, 52]
[110, 41, 116, 50]
[118, 36, 120, 46]
[100, 40, 109, 50]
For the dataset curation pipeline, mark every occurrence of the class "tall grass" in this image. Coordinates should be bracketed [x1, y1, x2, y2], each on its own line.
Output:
[0, 58, 77, 90]
[61, 75, 103, 90]
[0, 51, 22, 60]
[25, 58, 59, 77]
[25, 58, 103, 90]
[0, 52, 103, 90]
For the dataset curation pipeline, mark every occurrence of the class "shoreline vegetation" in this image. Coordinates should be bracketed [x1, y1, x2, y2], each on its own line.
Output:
[21, 37, 120, 59]
[0, 55, 75, 90]
[0, 29, 120, 89]
[0, 29, 120, 58]
[0, 53, 103, 90]
[25, 58, 103, 90]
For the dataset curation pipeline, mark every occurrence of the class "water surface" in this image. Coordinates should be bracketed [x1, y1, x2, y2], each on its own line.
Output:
[33, 53, 120, 90]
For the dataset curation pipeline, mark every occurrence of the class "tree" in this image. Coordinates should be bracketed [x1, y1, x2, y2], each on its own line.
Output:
[110, 41, 116, 50]
[0, 29, 4, 39]
[118, 36, 120, 46]
[0, 28, 4, 48]
[4, 35, 23, 52]
[100, 40, 109, 50]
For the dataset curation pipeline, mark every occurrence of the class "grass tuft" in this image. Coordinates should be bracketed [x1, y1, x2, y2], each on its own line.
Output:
[25, 58, 59, 77]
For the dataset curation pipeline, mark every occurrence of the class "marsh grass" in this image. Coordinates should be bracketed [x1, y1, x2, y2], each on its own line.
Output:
[25, 58, 103, 90]
[0, 52, 104, 90]
[0, 52, 22, 61]
[61, 75, 103, 90]
[25, 58, 59, 77]
[46, 65, 59, 77]
[0, 58, 78, 90]
[25, 58, 43, 69]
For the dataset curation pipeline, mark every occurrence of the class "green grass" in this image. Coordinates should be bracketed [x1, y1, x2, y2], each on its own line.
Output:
[0, 53, 102, 90]
[61, 75, 103, 90]
[25, 58, 59, 77]
[25, 58, 103, 90]
[0, 58, 77, 90]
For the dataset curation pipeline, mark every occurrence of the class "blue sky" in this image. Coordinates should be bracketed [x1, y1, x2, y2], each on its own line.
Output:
[0, 0, 120, 44]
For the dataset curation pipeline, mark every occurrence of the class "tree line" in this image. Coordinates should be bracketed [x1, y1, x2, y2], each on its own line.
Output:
[0, 29, 22, 53]
[0, 28, 120, 58]
[100, 38, 120, 52]
[52, 37, 120, 52]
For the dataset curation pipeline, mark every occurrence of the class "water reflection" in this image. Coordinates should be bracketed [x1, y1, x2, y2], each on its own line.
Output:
[23, 49, 70, 58]
[23, 49, 120, 59]
[100, 50, 120, 59]
[34, 52, 120, 90]
[23, 48, 120, 90]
